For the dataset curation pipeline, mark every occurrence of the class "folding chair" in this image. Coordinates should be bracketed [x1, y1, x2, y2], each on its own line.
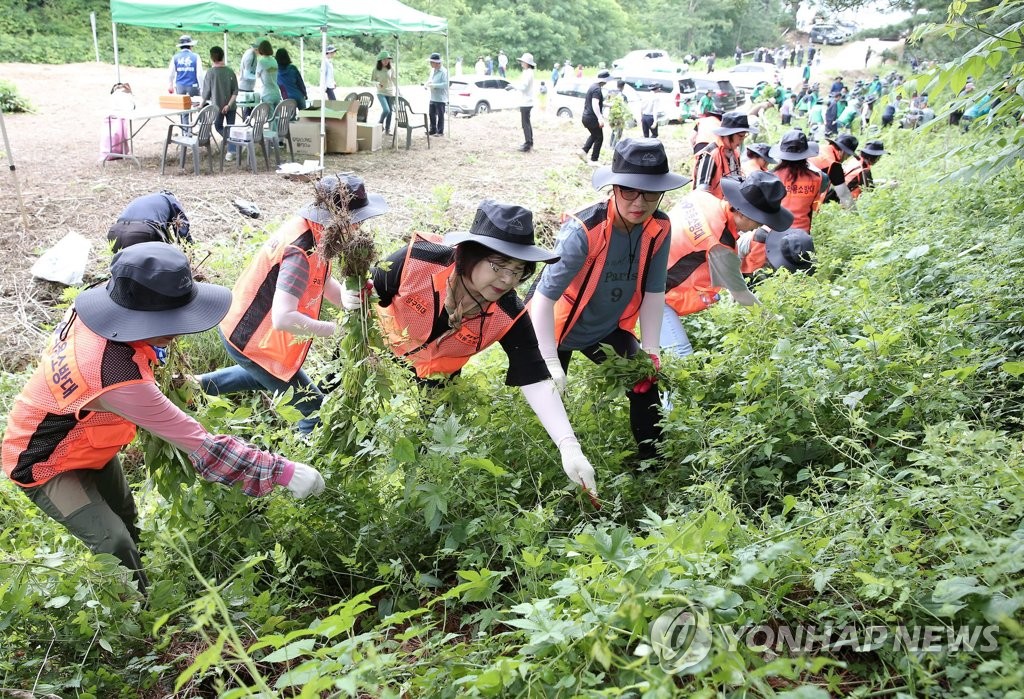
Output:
[391, 97, 430, 150]
[268, 99, 298, 161]
[160, 104, 218, 175]
[356, 92, 375, 123]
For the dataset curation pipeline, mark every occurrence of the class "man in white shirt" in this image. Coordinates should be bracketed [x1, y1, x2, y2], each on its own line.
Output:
[321, 44, 338, 100]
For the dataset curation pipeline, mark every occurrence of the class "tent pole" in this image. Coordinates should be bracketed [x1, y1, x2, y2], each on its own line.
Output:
[300, 36, 304, 76]
[0, 105, 31, 235]
[112, 21, 121, 84]
[223, 30, 227, 53]
[91, 13, 100, 63]
[445, 34, 451, 137]
[394, 36, 400, 102]
[319, 29, 327, 169]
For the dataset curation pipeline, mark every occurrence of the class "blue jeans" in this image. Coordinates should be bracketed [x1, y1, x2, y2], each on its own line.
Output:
[660, 303, 694, 358]
[378, 94, 394, 132]
[198, 330, 323, 434]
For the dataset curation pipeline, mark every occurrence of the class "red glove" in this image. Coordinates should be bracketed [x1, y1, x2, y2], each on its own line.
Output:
[632, 353, 661, 394]
[168, 88, 174, 94]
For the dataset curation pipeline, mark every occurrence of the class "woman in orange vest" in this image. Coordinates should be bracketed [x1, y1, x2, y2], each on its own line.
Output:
[741, 142, 776, 176]
[768, 129, 829, 233]
[198, 175, 388, 434]
[738, 227, 816, 282]
[810, 133, 858, 208]
[693, 110, 756, 199]
[530, 138, 689, 462]
[828, 139, 887, 202]
[2, 244, 325, 591]
[689, 110, 722, 154]
[351, 200, 598, 496]
[663, 172, 794, 355]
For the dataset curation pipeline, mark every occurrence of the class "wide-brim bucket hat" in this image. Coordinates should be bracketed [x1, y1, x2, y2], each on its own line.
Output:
[592, 138, 691, 192]
[428, 52, 442, 63]
[713, 110, 758, 136]
[299, 174, 388, 226]
[377, 50, 393, 61]
[828, 133, 859, 156]
[766, 227, 815, 272]
[721, 171, 794, 231]
[444, 200, 558, 263]
[75, 242, 232, 343]
[745, 142, 777, 164]
[178, 35, 196, 48]
[769, 129, 819, 161]
[596, 70, 612, 81]
[325, 45, 338, 54]
[860, 140, 887, 157]
[518, 52, 536, 67]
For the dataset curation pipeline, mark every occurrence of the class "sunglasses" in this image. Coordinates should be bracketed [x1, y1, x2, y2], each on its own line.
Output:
[617, 186, 664, 203]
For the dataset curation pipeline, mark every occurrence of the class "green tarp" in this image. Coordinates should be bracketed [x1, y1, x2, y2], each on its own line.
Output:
[110, 0, 446, 36]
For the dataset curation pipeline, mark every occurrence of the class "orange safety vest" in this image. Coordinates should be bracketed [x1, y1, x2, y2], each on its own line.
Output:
[741, 228, 770, 274]
[777, 165, 828, 232]
[2, 312, 156, 487]
[551, 199, 670, 345]
[665, 190, 736, 316]
[692, 136, 741, 200]
[690, 115, 721, 150]
[810, 142, 846, 192]
[375, 233, 525, 379]
[842, 158, 872, 198]
[741, 158, 769, 177]
[220, 217, 330, 381]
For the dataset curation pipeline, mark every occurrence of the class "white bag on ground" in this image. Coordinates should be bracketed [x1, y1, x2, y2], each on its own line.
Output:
[31, 231, 92, 285]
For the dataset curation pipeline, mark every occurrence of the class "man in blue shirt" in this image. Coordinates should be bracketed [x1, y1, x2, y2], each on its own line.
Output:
[107, 191, 192, 252]
[168, 35, 203, 98]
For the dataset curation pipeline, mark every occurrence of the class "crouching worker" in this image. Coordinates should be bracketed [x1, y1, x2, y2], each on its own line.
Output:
[530, 138, 690, 463]
[107, 190, 193, 252]
[1, 243, 325, 592]
[663, 171, 794, 356]
[198, 175, 388, 434]
[738, 227, 816, 284]
[351, 200, 598, 497]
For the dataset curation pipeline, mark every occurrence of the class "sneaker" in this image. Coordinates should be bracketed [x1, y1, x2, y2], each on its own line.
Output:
[577, 149, 588, 163]
[428, 130, 437, 136]
[225, 152, 236, 162]
[587, 160, 600, 167]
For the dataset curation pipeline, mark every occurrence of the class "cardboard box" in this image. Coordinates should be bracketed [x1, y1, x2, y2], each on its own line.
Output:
[295, 100, 359, 154]
[159, 94, 191, 109]
[288, 121, 325, 158]
[356, 123, 382, 152]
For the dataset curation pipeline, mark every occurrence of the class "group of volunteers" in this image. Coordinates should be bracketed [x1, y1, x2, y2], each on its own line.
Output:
[5, 61, 893, 592]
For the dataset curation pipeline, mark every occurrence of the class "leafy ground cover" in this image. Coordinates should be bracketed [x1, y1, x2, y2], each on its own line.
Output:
[2, 120, 1022, 697]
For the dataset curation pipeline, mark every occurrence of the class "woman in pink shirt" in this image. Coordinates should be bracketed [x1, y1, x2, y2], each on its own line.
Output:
[1, 243, 324, 592]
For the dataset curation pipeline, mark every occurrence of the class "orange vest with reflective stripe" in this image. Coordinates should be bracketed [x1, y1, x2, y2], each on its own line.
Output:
[551, 200, 671, 344]
[2, 313, 156, 487]
[375, 233, 525, 379]
[810, 142, 843, 173]
[693, 137, 741, 199]
[665, 191, 735, 316]
[777, 165, 828, 231]
[741, 228, 770, 274]
[842, 158, 871, 198]
[220, 217, 329, 381]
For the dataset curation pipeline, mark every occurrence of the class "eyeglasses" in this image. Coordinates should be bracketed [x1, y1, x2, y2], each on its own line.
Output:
[488, 260, 526, 282]
[616, 186, 663, 203]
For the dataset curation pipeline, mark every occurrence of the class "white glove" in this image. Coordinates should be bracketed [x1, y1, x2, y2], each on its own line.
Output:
[341, 289, 362, 311]
[286, 462, 325, 498]
[544, 357, 567, 394]
[736, 230, 756, 259]
[559, 440, 597, 496]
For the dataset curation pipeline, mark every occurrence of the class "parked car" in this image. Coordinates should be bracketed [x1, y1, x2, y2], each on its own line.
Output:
[810, 24, 846, 45]
[725, 62, 781, 92]
[550, 78, 594, 120]
[835, 19, 858, 39]
[613, 70, 697, 123]
[448, 77, 518, 116]
[691, 76, 740, 112]
[612, 49, 671, 70]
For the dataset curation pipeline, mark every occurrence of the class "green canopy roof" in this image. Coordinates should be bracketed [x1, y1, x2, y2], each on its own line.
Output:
[110, 0, 446, 36]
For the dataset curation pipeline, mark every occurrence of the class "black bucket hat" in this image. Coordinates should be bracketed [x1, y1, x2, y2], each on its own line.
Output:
[860, 140, 887, 157]
[828, 133, 859, 156]
[713, 110, 758, 136]
[428, 52, 442, 63]
[75, 242, 232, 342]
[745, 142, 777, 164]
[592, 138, 691, 192]
[770, 129, 819, 161]
[596, 70, 612, 81]
[444, 200, 558, 263]
[766, 228, 815, 273]
[299, 174, 388, 226]
[721, 171, 794, 231]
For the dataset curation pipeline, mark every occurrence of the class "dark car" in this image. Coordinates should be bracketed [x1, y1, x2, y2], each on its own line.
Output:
[691, 76, 740, 111]
[810, 24, 846, 45]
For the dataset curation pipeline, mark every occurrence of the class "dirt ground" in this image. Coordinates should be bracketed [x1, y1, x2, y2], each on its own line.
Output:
[0, 40, 891, 370]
